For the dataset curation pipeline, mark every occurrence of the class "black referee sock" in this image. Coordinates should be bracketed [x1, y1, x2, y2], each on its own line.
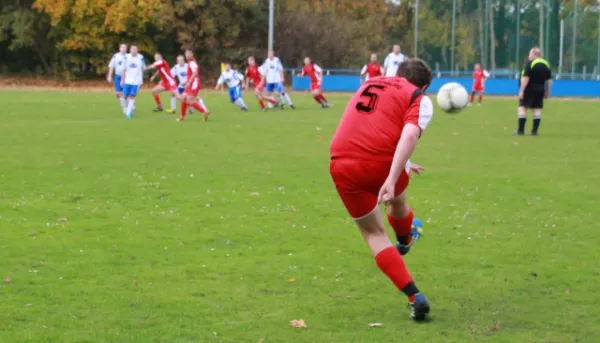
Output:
[517, 116, 526, 134]
[532, 116, 541, 134]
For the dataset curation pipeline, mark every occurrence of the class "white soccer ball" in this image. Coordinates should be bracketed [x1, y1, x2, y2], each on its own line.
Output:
[436, 82, 469, 113]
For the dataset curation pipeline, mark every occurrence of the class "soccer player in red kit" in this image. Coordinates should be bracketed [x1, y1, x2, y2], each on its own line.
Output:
[329, 58, 434, 321]
[178, 49, 209, 122]
[299, 57, 330, 108]
[360, 53, 383, 83]
[146, 53, 179, 112]
[244, 56, 278, 111]
[470, 63, 490, 106]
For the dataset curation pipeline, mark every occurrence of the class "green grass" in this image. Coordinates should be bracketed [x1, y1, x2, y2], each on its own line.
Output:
[1, 89, 599, 343]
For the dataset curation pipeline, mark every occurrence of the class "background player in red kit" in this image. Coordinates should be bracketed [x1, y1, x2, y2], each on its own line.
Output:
[329, 58, 434, 322]
[299, 57, 330, 108]
[179, 49, 209, 122]
[244, 56, 278, 111]
[360, 53, 383, 83]
[146, 53, 179, 112]
[470, 63, 490, 106]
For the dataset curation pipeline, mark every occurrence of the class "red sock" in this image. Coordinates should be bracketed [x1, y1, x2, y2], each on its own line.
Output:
[259, 99, 265, 109]
[478, 94, 483, 103]
[375, 247, 414, 296]
[313, 95, 322, 104]
[191, 101, 207, 113]
[318, 94, 328, 103]
[387, 209, 414, 244]
[267, 97, 277, 104]
[470, 93, 475, 103]
[153, 94, 162, 107]
[180, 102, 188, 119]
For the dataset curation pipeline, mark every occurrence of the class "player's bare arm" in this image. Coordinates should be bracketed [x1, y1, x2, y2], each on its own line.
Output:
[107, 67, 114, 83]
[378, 124, 421, 205]
[545, 79, 552, 98]
[519, 76, 529, 99]
[149, 71, 159, 82]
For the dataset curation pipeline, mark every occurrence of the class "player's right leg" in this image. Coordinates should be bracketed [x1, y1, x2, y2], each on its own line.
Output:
[515, 96, 529, 135]
[330, 159, 429, 322]
[168, 87, 184, 114]
[114, 75, 126, 111]
[387, 193, 423, 256]
[279, 83, 295, 109]
[152, 84, 166, 112]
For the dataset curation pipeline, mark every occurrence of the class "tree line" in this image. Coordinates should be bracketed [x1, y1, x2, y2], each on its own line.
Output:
[1, 0, 599, 79]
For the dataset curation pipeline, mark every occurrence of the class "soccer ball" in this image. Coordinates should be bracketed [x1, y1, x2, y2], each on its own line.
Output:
[436, 82, 469, 113]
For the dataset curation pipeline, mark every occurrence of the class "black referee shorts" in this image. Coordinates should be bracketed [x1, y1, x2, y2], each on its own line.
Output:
[519, 90, 545, 109]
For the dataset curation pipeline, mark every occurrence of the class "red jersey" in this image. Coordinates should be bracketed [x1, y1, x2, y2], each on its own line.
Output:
[362, 62, 382, 80]
[301, 64, 322, 83]
[330, 77, 433, 162]
[245, 65, 262, 85]
[187, 58, 201, 90]
[153, 60, 176, 86]
[473, 68, 488, 86]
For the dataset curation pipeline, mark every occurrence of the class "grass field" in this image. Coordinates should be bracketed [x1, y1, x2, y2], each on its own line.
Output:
[1, 89, 599, 343]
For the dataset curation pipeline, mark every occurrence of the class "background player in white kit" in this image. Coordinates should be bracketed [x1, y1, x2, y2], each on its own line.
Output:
[383, 44, 406, 77]
[169, 55, 188, 114]
[215, 63, 248, 111]
[261, 50, 295, 110]
[107, 44, 128, 112]
[121, 45, 145, 119]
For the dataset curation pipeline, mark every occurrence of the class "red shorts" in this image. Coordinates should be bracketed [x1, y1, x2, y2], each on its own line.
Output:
[329, 158, 409, 219]
[254, 83, 265, 91]
[472, 85, 484, 92]
[311, 82, 321, 92]
[184, 86, 199, 97]
[161, 81, 176, 92]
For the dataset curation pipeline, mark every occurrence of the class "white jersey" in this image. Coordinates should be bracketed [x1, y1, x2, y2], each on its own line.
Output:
[217, 69, 244, 88]
[261, 57, 284, 84]
[383, 52, 406, 77]
[108, 52, 127, 76]
[123, 53, 145, 85]
[171, 63, 188, 86]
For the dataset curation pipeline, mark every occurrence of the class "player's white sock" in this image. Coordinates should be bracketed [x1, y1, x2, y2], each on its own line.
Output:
[119, 97, 127, 110]
[170, 97, 177, 111]
[198, 98, 208, 112]
[127, 98, 135, 116]
[282, 92, 294, 105]
[234, 98, 247, 109]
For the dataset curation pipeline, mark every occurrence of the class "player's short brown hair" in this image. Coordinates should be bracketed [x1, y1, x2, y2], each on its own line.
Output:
[396, 58, 433, 89]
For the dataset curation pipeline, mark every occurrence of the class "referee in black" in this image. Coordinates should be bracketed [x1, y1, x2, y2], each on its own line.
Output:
[515, 47, 552, 136]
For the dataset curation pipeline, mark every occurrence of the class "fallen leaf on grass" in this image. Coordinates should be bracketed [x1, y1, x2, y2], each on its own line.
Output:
[288, 278, 296, 284]
[368, 323, 383, 328]
[564, 289, 571, 294]
[57, 217, 68, 223]
[258, 339, 264, 343]
[249, 192, 260, 196]
[4, 278, 12, 284]
[289, 319, 308, 329]
[316, 135, 323, 142]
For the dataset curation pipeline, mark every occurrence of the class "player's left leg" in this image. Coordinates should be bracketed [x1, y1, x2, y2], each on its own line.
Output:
[355, 209, 430, 321]
[230, 85, 248, 111]
[469, 90, 476, 105]
[531, 108, 542, 136]
[515, 95, 529, 135]
[478, 89, 484, 105]
[152, 85, 166, 112]
[387, 193, 423, 256]
[279, 84, 295, 109]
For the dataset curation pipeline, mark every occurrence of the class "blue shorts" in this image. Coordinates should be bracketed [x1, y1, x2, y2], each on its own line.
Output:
[114, 75, 123, 92]
[228, 85, 242, 102]
[177, 86, 185, 95]
[265, 83, 284, 93]
[123, 84, 140, 97]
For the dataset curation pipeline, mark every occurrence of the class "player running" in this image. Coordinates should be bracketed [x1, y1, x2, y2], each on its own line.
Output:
[167, 55, 188, 114]
[329, 58, 434, 322]
[360, 53, 383, 83]
[107, 43, 128, 112]
[178, 49, 209, 122]
[245, 56, 278, 111]
[469, 63, 490, 106]
[145, 53, 179, 112]
[215, 63, 248, 111]
[261, 50, 295, 110]
[299, 57, 330, 108]
[383, 44, 406, 77]
[121, 45, 145, 119]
